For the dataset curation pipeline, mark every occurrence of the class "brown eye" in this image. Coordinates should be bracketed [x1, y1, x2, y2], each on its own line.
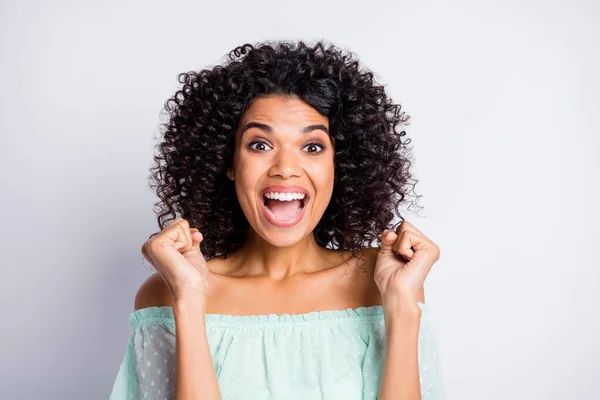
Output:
[303, 142, 325, 154]
[248, 140, 272, 151]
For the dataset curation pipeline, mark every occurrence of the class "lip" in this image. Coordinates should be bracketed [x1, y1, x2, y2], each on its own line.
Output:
[260, 185, 310, 228]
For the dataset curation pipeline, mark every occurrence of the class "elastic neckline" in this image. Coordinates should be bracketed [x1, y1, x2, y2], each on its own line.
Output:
[129, 302, 427, 329]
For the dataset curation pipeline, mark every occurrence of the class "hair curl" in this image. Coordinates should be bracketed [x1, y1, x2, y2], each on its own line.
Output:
[148, 39, 423, 264]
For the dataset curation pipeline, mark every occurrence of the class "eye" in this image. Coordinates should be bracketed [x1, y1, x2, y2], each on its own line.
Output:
[248, 140, 272, 152]
[303, 141, 326, 154]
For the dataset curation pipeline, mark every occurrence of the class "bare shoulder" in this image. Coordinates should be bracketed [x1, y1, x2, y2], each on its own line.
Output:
[347, 246, 379, 274]
[133, 256, 227, 312]
[361, 247, 380, 265]
[134, 272, 175, 311]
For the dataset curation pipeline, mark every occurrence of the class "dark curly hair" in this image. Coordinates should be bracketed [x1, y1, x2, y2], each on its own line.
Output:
[147, 39, 423, 264]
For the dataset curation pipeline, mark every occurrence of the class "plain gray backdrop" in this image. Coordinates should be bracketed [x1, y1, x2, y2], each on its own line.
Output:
[1, 0, 598, 399]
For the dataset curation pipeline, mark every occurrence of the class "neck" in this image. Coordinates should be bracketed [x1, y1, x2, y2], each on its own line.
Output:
[232, 229, 340, 280]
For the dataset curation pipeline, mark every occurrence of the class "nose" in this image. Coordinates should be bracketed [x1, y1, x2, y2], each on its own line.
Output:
[268, 145, 302, 179]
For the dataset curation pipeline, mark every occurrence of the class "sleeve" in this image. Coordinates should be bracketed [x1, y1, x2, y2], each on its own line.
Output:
[109, 316, 177, 400]
[417, 302, 447, 399]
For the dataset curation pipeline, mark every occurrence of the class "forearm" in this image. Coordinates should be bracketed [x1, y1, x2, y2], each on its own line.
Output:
[378, 299, 422, 400]
[173, 298, 222, 400]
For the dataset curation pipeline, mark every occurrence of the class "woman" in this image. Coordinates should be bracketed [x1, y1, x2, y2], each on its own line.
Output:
[109, 40, 445, 399]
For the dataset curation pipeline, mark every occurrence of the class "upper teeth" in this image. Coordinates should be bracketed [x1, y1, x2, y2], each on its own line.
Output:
[264, 192, 306, 201]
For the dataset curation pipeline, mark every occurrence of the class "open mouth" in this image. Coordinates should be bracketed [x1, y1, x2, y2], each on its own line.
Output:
[262, 193, 309, 221]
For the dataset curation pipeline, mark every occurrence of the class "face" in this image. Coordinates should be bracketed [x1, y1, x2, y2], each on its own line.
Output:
[227, 95, 335, 247]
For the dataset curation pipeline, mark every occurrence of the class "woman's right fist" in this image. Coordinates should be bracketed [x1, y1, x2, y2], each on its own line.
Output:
[141, 218, 209, 302]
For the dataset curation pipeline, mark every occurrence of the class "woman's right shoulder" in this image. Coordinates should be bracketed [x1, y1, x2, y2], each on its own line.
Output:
[134, 272, 175, 311]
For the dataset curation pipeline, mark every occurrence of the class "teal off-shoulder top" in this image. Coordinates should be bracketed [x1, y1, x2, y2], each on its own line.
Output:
[109, 303, 445, 399]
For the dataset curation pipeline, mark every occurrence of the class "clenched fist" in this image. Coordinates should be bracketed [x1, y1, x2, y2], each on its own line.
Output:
[141, 218, 210, 302]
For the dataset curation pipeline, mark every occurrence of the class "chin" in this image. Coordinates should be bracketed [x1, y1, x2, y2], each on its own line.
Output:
[261, 230, 308, 248]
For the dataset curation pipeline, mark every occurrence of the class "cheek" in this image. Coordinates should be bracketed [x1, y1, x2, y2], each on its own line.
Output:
[307, 160, 335, 196]
[232, 156, 268, 209]
[234, 156, 264, 184]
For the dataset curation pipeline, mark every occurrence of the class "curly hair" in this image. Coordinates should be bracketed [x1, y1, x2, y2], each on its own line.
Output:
[147, 39, 423, 264]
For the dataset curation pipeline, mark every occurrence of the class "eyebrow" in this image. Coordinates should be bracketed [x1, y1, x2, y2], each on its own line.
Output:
[240, 122, 329, 136]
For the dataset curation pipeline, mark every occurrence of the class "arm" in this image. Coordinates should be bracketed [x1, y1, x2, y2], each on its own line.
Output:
[377, 288, 425, 400]
[135, 273, 222, 400]
[173, 296, 222, 400]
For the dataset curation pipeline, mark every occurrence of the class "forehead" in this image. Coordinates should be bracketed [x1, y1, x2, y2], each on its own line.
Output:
[239, 95, 328, 127]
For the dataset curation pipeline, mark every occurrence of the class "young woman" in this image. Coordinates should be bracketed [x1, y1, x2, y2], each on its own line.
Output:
[109, 40, 445, 400]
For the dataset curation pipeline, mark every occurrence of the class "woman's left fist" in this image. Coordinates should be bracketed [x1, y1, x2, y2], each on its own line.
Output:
[374, 220, 441, 302]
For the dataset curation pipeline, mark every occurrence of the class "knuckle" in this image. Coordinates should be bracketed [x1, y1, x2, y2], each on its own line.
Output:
[147, 238, 161, 252]
[432, 245, 441, 260]
[177, 225, 190, 239]
[141, 242, 153, 261]
[168, 217, 183, 227]
[159, 239, 172, 249]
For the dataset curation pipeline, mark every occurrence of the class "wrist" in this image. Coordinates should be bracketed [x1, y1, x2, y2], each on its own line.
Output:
[382, 294, 421, 322]
[173, 294, 207, 315]
[172, 284, 207, 303]
[383, 302, 421, 337]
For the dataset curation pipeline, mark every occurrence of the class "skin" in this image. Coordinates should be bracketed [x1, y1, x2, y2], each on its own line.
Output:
[138, 95, 383, 313]
[136, 94, 439, 400]
[225, 94, 341, 278]
[207, 94, 382, 313]
[375, 223, 440, 399]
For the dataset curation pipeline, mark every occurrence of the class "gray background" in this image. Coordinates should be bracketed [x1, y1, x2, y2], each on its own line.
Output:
[1, 0, 598, 399]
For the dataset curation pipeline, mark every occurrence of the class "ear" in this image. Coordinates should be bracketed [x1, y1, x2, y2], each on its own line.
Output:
[226, 168, 235, 181]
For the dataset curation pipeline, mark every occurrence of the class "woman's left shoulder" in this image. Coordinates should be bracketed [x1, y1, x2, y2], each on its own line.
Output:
[340, 247, 383, 306]
[350, 247, 380, 272]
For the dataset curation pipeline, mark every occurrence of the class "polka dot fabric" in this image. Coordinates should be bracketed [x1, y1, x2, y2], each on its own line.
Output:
[109, 303, 445, 399]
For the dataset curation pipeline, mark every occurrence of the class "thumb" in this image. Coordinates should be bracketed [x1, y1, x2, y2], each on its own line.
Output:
[379, 229, 397, 255]
[189, 230, 203, 253]
[181, 230, 208, 268]
[176, 229, 203, 253]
